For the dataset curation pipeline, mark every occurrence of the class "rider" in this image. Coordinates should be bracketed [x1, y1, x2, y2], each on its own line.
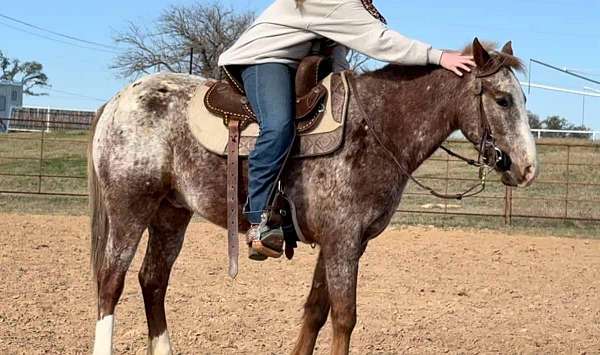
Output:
[218, 0, 475, 260]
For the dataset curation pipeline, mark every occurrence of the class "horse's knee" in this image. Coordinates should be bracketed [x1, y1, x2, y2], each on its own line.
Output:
[138, 265, 167, 297]
[304, 299, 329, 329]
[330, 305, 357, 334]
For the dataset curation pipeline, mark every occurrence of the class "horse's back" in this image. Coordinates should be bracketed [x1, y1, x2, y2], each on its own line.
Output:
[92, 73, 207, 191]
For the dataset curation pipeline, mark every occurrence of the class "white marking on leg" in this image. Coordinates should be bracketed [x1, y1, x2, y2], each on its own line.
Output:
[148, 331, 173, 355]
[93, 315, 114, 355]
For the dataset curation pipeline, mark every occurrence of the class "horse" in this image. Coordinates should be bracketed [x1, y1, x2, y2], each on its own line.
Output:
[88, 39, 538, 355]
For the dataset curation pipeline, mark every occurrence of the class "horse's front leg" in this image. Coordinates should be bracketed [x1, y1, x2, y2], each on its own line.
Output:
[291, 251, 330, 355]
[322, 233, 363, 355]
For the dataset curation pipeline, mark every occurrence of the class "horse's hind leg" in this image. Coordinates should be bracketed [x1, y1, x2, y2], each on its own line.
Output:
[139, 200, 192, 355]
[93, 201, 160, 355]
[291, 251, 330, 355]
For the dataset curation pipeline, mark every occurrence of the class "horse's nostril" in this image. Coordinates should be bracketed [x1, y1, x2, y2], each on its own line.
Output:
[523, 165, 536, 182]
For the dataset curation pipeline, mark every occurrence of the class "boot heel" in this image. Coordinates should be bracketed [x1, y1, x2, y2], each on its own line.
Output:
[248, 246, 268, 261]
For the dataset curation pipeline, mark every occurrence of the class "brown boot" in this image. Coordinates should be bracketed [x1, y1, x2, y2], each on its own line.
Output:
[246, 224, 284, 261]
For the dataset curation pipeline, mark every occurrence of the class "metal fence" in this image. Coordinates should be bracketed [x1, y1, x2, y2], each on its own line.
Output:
[0, 118, 599, 224]
[400, 139, 600, 224]
[0, 117, 89, 197]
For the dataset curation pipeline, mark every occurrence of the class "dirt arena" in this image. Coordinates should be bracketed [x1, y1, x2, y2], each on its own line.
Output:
[1, 214, 599, 354]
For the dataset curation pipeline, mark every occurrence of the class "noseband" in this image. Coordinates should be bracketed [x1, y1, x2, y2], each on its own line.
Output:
[349, 65, 512, 201]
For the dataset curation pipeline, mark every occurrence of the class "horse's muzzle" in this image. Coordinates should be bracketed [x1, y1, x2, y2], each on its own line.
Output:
[501, 159, 538, 188]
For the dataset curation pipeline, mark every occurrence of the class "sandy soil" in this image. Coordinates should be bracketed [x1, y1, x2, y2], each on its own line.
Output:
[1, 214, 599, 354]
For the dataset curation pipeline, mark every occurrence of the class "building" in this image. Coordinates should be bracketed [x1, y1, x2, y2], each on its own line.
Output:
[0, 80, 23, 132]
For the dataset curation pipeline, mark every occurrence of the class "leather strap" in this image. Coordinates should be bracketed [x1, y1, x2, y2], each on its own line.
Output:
[227, 119, 240, 278]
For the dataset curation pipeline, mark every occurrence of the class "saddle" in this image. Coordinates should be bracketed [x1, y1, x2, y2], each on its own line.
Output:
[199, 55, 345, 278]
[204, 55, 333, 132]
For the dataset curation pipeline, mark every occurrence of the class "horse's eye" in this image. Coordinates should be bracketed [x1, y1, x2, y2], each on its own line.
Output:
[496, 96, 511, 108]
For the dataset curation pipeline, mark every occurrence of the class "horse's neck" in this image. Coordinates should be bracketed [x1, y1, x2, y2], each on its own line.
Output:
[357, 68, 465, 173]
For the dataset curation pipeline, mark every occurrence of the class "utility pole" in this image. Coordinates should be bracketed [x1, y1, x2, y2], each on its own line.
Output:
[582, 96, 585, 126]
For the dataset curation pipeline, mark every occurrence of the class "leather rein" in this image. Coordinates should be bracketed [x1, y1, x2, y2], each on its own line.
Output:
[348, 66, 511, 200]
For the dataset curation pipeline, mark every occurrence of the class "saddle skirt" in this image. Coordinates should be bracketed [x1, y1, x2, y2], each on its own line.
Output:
[187, 72, 350, 158]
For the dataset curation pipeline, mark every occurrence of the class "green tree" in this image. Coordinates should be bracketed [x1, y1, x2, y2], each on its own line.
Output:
[541, 115, 590, 139]
[0, 51, 49, 96]
[565, 124, 591, 139]
[527, 111, 542, 129]
[543, 115, 570, 130]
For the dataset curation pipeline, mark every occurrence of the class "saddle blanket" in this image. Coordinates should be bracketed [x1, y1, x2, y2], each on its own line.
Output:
[187, 72, 350, 158]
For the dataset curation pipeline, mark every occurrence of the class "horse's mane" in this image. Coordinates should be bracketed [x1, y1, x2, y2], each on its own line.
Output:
[461, 41, 525, 73]
[364, 40, 525, 78]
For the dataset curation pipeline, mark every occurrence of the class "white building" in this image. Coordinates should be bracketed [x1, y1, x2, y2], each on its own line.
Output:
[0, 80, 23, 131]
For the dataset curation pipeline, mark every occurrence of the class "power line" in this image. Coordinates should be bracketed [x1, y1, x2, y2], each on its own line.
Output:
[0, 20, 119, 54]
[46, 87, 107, 102]
[0, 13, 119, 51]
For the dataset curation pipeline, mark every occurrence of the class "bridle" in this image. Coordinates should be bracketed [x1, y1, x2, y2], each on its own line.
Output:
[348, 64, 512, 200]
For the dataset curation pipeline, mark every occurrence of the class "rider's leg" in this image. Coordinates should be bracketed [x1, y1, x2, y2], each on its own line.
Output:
[241, 63, 296, 256]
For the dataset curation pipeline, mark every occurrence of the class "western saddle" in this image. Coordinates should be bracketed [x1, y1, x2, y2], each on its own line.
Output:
[203, 55, 334, 278]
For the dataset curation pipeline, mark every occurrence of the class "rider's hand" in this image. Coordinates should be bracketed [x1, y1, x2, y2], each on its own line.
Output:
[440, 52, 477, 77]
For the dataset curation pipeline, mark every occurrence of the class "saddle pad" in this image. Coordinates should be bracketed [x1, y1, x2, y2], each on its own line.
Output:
[187, 72, 350, 158]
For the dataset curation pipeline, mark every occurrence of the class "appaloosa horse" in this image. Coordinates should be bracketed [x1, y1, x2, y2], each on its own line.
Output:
[89, 39, 538, 355]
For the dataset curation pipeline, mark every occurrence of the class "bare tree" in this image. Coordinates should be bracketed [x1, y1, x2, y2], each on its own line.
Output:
[347, 49, 372, 73]
[112, 2, 254, 80]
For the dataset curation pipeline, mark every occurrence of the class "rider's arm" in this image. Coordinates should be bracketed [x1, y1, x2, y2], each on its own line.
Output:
[308, 0, 443, 66]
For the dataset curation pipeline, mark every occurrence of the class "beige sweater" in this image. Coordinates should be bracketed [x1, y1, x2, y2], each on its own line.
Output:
[218, 0, 443, 70]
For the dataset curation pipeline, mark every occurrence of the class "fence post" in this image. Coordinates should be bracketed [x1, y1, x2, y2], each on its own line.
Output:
[38, 128, 45, 194]
[46, 106, 51, 133]
[504, 186, 513, 225]
[564, 146, 571, 220]
[444, 152, 450, 214]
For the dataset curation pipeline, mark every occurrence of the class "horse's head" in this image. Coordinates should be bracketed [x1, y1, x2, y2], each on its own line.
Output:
[458, 38, 538, 187]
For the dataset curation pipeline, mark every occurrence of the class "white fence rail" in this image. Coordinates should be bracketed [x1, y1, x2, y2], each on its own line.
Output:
[531, 129, 599, 141]
[450, 129, 599, 141]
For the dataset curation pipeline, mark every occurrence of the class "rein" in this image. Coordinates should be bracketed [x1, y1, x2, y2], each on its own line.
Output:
[347, 68, 508, 200]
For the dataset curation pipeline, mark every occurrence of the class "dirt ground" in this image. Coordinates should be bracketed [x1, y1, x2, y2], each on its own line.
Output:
[1, 214, 599, 354]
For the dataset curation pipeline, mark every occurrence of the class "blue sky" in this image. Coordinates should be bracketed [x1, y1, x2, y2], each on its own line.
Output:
[2, 0, 599, 129]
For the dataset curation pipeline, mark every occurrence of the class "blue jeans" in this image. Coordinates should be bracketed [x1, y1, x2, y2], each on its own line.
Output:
[241, 63, 296, 224]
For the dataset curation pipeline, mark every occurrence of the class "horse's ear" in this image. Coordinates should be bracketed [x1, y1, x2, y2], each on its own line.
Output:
[501, 41, 514, 56]
[473, 38, 491, 67]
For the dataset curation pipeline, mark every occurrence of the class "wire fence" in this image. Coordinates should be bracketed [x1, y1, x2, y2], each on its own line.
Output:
[0, 117, 599, 224]
[401, 139, 600, 224]
[0, 117, 89, 197]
